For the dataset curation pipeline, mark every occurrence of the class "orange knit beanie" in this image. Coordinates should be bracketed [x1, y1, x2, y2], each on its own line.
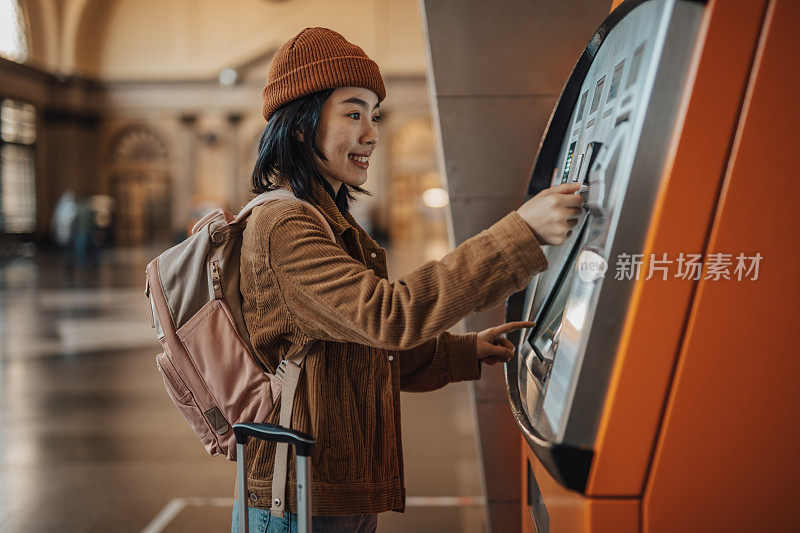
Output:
[262, 27, 386, 121]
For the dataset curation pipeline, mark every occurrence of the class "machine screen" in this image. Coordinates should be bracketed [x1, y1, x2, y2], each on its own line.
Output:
[522, 219, 590, 431]
[530, 236, 581, 366]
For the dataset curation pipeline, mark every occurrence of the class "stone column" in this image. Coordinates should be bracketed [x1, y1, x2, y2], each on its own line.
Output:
[420, 2, 611, 531]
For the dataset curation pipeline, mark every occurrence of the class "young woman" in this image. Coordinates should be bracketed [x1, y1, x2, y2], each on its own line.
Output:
[234, 27, 582, 532]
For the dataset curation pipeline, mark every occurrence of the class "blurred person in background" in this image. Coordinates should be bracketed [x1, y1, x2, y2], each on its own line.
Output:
[71, 194, 98, 273]
[52, 189, 77, 248]
[90, 194, 115, 249]
[51, 189, 77, 270]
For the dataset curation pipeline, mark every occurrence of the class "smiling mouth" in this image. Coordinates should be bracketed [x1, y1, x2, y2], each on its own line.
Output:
[348, 154, 370, 169]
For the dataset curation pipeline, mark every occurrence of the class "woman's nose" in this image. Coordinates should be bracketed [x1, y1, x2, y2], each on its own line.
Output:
[360, 121, 378, 146]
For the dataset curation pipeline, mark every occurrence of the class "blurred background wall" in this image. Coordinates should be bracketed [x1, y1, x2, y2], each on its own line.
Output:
[0, 0, 448, 255]
[0, 2, 461, 531]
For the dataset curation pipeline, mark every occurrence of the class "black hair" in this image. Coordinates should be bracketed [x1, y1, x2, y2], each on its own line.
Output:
[251, 89, 370, 205]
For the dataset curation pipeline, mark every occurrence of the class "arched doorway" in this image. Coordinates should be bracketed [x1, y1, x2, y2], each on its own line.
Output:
[107, 125, 171, 245]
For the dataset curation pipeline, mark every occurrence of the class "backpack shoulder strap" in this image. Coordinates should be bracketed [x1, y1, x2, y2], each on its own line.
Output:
[270, 342, 312, 518]
[235, 189, 335, 242]
[190, 208, 234, 236]
[241, 190, 330, 517]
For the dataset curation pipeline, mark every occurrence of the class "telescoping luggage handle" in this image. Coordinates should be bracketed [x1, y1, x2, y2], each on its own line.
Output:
[234, 423, 315, 533]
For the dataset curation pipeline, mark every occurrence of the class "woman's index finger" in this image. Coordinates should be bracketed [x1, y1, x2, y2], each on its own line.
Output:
[494, 321, 535, 335]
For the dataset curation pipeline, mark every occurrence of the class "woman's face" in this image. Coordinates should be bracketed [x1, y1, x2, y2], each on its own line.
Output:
[314, 87, 381, 190]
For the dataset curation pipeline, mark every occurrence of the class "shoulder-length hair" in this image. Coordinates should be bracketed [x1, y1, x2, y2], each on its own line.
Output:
[251, 89, 369, 205]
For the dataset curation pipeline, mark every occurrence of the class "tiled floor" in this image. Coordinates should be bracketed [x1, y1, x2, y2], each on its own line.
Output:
[0, 241, 486, 532]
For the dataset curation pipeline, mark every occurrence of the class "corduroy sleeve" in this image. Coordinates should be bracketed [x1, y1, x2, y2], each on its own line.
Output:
[398, 332, 480, 392]
[261, 202, 547, 351]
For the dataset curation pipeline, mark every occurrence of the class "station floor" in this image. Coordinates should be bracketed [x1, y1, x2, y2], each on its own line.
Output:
[0, 241, 486, 532]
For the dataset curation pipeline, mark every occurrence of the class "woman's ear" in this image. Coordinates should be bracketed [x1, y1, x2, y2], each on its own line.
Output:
[293, 129, 305, 142]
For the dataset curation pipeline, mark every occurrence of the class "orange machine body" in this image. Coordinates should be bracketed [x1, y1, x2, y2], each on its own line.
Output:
[520, 0, 799, 531]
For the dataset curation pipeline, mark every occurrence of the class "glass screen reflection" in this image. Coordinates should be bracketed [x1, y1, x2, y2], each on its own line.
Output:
[530, 262, 578, 383]
[521, 220, 587, 388]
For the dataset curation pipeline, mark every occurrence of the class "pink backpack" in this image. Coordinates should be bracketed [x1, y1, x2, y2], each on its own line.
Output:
[144, 189, 334, 461]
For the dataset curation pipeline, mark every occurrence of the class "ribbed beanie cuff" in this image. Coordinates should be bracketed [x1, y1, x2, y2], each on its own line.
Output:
[262, 28, 386, 121]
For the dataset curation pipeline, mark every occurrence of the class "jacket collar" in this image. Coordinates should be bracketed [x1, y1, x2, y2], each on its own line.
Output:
[270, 174, 351, 236]
[318, 177, 351, 217]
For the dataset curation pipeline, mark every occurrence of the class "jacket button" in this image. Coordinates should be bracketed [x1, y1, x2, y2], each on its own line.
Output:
[248, 491, 258, 503]
[388, 355, 394, 362]
[370, 252, 377, 258]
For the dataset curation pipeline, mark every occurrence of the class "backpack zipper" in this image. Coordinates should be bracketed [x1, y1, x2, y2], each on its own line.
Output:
[211, 260, 223, 300]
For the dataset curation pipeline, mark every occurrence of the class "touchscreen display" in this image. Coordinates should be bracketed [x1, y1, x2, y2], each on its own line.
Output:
[532, 258, 578, 365]
[525, 220, 588, 385]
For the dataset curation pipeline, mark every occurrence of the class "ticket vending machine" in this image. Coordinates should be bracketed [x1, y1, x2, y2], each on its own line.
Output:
[505, 0, 799, 531]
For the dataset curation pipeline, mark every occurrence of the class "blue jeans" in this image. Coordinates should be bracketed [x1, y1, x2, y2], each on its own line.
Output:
[231, 499, 378, 532]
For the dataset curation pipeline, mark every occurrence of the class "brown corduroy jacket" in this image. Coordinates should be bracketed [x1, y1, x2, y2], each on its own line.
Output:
[239, 175, 548, 516]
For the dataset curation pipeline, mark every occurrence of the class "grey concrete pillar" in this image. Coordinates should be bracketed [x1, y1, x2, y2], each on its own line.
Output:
[419, 1, 611, 531]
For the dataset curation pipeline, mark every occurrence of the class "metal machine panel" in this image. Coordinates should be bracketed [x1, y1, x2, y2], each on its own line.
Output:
[506, 0, 704, 491]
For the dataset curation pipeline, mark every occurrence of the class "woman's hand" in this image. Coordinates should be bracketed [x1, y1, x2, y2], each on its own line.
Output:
[476, 321, 535, 365]
[517, 182, 583, 245]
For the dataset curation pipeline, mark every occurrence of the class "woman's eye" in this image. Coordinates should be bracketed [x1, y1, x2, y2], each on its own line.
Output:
[372, 115, 382, 123]
[347, 112, 360, 120]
